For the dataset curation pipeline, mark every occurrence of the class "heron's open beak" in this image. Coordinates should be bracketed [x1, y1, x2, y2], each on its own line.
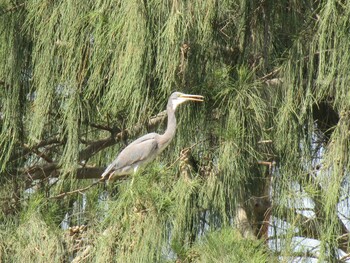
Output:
[180, 94, 204, 102]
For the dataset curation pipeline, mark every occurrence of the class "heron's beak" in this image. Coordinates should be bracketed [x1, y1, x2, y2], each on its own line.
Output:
[180, 94, 204, 102]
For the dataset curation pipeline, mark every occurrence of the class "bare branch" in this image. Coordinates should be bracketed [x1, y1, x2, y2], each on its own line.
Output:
[258, 140, 273, 144]
[89, 123, 120, 133]
[9, 136, 61, 162]
[78, 138, 116, 162]
[50, 179, 104, 199]
[340, 252, 350, 262]
[23, 144, 53, 163]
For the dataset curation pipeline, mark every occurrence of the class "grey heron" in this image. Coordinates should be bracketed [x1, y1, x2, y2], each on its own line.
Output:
[101, 92, 204, 181]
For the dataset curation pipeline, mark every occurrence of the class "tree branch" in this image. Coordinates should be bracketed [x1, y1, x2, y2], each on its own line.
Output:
[9, 136, 61, 162]
[23, 144, 53, 163]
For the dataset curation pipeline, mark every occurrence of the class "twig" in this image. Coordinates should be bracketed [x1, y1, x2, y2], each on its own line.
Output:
[71, 245, 92, 263]
[89, 123, 119, 133]
[258, 140, 273, 144]
[49, 178, 105, 199]
[257, 161, 276, 169]
[23, 143, 53, 163]
[340, 252, 350, 261]
[260, 67, 281, 81]
[167, 139, 207, 169]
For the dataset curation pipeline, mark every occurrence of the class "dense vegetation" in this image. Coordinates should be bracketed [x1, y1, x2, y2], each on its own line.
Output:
[1, 0, 350, 262]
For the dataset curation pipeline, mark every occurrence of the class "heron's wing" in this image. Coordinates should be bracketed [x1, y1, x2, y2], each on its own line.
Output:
[127, 133, 158, 147]
[101, 133, 159, 179]
[114, 133, 159, 167]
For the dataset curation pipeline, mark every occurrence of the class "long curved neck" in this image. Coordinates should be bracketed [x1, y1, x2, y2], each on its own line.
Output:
[161, 105, 176, 144]
[163, 105, 176, 141]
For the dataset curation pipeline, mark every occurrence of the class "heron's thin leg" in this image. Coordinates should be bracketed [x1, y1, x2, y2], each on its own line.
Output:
[129, 166, 141, 197]
[130, 176, 135, 188]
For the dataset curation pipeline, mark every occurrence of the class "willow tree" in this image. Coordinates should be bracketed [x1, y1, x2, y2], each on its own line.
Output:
[1, 0, 350, 262]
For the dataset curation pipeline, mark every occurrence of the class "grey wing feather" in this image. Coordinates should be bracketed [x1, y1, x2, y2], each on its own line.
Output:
[101, 133, 159, 179]
[127, 133, 158, 147]
[114, 135, 159, 168]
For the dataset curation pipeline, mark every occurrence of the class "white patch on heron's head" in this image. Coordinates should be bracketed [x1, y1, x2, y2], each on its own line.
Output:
[172, 96, 188, 110]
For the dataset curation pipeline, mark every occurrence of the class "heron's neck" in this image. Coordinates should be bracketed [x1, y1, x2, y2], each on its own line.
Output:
[162, 105, 176, 143]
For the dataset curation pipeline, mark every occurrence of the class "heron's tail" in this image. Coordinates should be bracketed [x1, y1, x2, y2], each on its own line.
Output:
[101, 162, 115, 179]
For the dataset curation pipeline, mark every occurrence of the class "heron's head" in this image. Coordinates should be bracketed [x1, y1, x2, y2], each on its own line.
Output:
[169, 92, 204, 110]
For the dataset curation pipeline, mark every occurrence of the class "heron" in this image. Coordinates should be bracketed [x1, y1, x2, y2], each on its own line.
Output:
[101, 92, 204, 181]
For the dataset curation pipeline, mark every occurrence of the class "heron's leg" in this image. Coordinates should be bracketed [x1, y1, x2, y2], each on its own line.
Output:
[130, 176, 134, 189]
[130, 166, 139, 187]
[129, 167, 140, 197]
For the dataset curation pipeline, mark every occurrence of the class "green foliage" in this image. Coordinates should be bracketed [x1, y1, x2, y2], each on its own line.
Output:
[189, 227, 272, 263]
[0, 201, 64, 262]
[1, 0, 350, 262]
